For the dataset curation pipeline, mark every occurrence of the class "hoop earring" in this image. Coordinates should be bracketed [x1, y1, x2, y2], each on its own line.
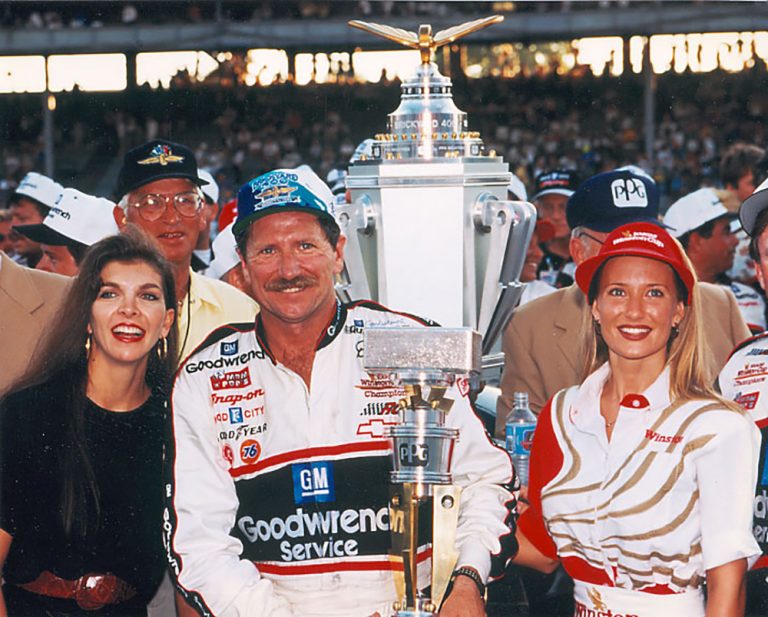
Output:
[157, 337, 167, 361]
[593, 319, 602, 337]
[85, 333, 92, 357]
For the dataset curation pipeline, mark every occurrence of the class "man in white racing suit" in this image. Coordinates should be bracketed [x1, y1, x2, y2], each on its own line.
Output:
[165, 167, 517, 617]
[718, 176, 768, 612]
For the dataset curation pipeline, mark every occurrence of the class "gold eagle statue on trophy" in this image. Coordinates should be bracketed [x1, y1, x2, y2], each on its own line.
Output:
[349, 15, 504, 64]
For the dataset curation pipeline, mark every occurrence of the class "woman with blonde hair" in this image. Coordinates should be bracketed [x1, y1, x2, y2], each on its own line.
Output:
[513, 222, 760, 616]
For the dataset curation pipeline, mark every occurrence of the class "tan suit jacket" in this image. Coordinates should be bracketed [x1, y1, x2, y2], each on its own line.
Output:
[495, 282, 750, 436]
[0, 253, 70, 397]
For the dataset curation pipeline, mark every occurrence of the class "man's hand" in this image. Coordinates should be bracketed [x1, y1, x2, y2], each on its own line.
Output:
[439, 575, 485, 617]
[517, 484, 529, 516]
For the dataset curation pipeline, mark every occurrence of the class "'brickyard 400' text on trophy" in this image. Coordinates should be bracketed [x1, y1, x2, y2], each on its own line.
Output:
[364, 326, 481, 616]
[340, 17, 536, 360]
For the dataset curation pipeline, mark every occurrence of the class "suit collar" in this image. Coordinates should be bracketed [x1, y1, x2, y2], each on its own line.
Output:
[554, 284, 589, 375]
[554, 284, 587, 329]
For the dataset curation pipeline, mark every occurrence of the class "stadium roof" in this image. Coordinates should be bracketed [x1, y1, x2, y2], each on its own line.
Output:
[0, 2, 765, 55]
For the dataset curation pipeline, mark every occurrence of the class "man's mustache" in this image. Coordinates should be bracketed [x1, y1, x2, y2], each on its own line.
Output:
[266, 276, 316, 292]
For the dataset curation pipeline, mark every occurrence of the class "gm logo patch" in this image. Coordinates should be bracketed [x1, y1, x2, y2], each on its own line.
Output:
[292, 461, 335, 505]
[221, 340, 238, 356]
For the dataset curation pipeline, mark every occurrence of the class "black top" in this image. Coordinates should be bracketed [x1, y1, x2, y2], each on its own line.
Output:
[0, 375, 167, 613]
[536, 246, 574, 289]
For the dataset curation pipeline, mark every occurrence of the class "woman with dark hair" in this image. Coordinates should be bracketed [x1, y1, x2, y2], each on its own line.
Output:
[0, 227, 178, 616]
[513, 222, 761, 616]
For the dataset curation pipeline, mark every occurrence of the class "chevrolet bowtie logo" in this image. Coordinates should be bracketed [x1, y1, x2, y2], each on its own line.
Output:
[138, 144, 184, 166]
[356, 418, 397, 438]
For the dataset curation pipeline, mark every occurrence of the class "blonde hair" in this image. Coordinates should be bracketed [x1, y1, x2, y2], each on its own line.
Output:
[582, 248, 738, 409]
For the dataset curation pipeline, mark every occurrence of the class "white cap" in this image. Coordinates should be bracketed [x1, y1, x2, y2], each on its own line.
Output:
[740, 176, 768, 236]
[350, 139, 374, 163]
[198, 169, 219, 204]
[15, 187, 118, 247]
[14, 172, 63, 209]
[207, 223, 240, 279]
[326, 168, 346, 196]
[663, 187, 733, 238]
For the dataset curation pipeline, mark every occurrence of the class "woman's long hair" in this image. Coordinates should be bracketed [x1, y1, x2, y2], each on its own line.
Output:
[11, 226, 179, 537]
[582, 250, 733, 405]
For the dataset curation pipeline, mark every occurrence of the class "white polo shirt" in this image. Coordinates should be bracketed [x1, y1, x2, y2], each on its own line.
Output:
[520, 363, 760, 595]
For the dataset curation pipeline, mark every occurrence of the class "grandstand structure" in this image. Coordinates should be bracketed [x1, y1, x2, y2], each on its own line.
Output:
[0, 1, 766, 205]
[0, 2, 763, 53]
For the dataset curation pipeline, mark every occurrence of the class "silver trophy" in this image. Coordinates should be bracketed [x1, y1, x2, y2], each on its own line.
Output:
[364, 326, 481, 616]
[339, 16, 536, 365]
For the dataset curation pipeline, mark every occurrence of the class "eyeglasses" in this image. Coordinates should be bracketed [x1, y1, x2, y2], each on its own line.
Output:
[578, 230, 605, 246]
[129, 192, 202, 222]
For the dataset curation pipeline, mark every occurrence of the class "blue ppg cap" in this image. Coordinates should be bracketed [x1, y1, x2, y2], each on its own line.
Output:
[233, 167, 337, 238]
[566, 167, 660, 232]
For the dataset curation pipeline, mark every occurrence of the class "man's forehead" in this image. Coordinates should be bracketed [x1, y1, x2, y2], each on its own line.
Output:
[129, 177, 198, 197]
[248, 211, 324, 234]
[536, 193, 568, 207]
[10, 196, 38, 211]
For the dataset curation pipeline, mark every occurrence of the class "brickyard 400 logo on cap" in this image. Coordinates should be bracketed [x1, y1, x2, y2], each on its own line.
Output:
[233, 167, 337, 238]
[138, 143, 185, 166]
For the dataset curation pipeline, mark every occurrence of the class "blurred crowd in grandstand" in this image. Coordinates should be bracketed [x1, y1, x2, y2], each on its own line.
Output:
[0, 2, 638, 29]
[0, 61, 765, 209]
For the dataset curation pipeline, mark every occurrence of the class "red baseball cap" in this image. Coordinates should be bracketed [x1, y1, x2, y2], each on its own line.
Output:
[575, 222, 695, 304]
[218, 197, 238, 231]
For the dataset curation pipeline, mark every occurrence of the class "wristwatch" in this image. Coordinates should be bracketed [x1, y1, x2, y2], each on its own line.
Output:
[451, 566, 486, 599]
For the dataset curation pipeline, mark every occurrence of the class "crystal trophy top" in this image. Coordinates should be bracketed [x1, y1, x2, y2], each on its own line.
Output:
[349, 16, 503, 161]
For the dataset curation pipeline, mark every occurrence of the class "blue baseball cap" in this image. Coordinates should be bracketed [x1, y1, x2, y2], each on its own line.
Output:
[566, 168, 660, 232]
[233, 167, 337, 239]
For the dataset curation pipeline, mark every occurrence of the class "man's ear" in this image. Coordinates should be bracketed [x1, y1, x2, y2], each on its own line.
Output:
[238, 248, 252, 287]
[756, 257, 767, 292]
[333, 234, 347, 275]
[570, 234, 586, 265]
[113, 205, 127, 228]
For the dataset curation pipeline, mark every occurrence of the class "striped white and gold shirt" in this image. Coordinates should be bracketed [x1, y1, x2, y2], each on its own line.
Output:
[519, 363, 760, 594]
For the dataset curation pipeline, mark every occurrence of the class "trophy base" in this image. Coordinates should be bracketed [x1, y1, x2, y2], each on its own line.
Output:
[393, 599, 437, 617]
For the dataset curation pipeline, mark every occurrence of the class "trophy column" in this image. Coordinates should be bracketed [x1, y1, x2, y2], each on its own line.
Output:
[364, 327, 481, 617]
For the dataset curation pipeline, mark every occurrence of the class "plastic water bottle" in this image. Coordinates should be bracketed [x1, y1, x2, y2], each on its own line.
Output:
[505, 392, 537, 486]
[539, 255, 558, 287]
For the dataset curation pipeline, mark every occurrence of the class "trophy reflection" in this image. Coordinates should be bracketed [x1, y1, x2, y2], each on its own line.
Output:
[364, 327, 481, 617]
